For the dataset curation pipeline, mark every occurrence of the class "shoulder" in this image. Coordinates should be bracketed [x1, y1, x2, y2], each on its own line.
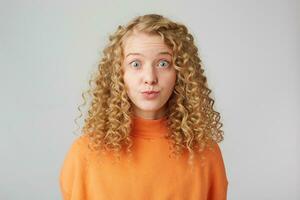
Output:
[60, 134, 92, 179]
[208, 143, 226, 169]
[73, 134, 90, 150]
[198, 142, 227, 176]
[203, 142, 225, 162]
[203, 142, 228, 182]
[202, 142, 229, 199]
[59, 134, 91, 198]
[63, 134, 91, 163]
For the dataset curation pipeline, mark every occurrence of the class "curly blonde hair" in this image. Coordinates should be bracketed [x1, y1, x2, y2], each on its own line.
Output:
[74, 14, 224, 166]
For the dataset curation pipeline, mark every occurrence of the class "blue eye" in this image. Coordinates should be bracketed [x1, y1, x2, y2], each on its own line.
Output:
[130, 60, 141, 68]
[158, 60, 170, 68]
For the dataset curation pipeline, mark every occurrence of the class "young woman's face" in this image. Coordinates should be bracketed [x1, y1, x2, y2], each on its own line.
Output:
[121, 31, 177, 119]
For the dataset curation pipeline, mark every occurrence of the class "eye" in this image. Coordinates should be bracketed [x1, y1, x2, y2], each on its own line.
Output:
[158, 60, 170, 68]
[129, 60, 141, 68]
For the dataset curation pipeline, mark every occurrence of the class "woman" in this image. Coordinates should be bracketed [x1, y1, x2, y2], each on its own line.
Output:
[59, 14, 228, 200]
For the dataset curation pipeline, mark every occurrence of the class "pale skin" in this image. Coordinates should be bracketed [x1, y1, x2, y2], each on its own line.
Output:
[121, 31, 177, 120]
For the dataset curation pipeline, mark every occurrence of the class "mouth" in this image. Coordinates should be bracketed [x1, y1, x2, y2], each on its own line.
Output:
[141, 91, 160, 99]
[142, 91, 160, 94]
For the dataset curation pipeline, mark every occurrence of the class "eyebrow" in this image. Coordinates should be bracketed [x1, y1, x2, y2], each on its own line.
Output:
[125, 52, 172, 58]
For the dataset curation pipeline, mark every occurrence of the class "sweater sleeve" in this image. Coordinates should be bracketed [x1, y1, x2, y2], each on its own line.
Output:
[59, 136, 88, 200]
[207, 143, 229, 200]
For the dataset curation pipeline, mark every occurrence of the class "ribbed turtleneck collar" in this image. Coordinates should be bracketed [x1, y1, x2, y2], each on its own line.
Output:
[131, 115, 170, 138]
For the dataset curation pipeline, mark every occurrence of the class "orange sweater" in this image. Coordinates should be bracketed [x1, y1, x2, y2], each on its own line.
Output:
[59, 115, 228, 200]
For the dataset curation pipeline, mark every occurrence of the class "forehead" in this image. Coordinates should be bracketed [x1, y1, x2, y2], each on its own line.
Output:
[122, 31, 172, 55]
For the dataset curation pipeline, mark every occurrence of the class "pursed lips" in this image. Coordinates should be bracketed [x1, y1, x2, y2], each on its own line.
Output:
[141, 91, 160, 94]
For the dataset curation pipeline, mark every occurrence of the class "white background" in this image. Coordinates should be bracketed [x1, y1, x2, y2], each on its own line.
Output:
[1, 0, 299, 199]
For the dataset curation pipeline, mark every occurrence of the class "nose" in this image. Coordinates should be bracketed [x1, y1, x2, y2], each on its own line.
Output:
[143, 65, 158, 85]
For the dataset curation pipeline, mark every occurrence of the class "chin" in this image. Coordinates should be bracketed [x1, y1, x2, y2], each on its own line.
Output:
[138, 106, 160, 112]
[136, 102, 163, 111]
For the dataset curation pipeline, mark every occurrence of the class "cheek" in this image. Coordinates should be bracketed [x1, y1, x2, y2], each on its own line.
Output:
[164, 72, 177, 89]
[123, 73, 136, 93]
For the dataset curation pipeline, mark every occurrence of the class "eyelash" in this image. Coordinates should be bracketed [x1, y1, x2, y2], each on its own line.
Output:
[129, 59, 170, 69]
